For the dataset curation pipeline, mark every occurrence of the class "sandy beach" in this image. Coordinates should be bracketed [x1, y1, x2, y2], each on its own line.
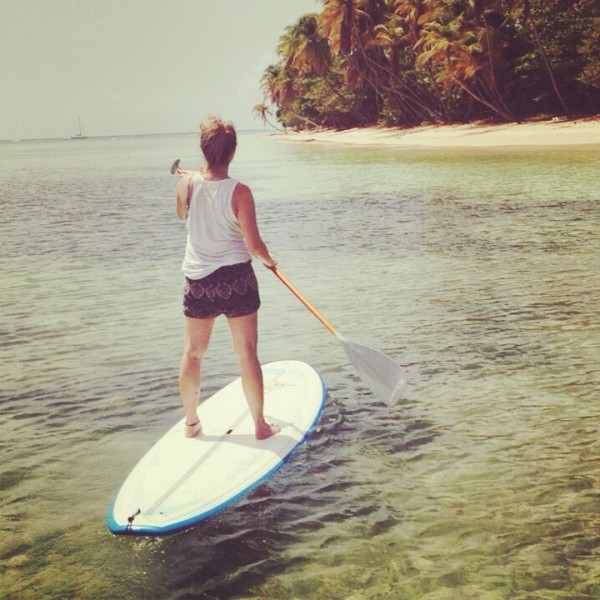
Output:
[275, 116, 600, 148]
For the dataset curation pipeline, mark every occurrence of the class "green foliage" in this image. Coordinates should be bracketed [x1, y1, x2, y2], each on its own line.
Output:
[259, 0, 600, 129]
[578, 18, 600, 89]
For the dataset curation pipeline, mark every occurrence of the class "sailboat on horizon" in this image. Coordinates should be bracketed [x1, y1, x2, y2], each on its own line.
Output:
[71, 117, 87, 140]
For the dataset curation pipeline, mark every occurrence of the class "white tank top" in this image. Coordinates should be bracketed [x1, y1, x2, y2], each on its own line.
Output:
[182, 174, 252, 280]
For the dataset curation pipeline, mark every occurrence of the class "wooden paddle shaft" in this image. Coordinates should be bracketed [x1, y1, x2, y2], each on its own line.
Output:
[270, 268, 337, 335]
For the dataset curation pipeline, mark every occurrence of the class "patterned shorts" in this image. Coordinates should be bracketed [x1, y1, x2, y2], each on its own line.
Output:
[183, 261, 260, 319]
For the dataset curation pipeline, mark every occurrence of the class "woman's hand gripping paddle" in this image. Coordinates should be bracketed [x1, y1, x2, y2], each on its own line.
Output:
[269, 267, 407, 405]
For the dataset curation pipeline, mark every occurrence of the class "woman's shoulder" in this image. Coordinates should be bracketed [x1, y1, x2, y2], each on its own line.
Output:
[231, 181, 255, 216]
[231, 179, 253, 199]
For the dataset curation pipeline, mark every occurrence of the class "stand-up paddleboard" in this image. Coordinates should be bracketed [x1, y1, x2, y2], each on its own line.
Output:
[107, 361, 325, 536]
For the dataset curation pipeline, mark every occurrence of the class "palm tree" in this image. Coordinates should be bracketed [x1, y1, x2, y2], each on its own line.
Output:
[278, 14, 331, 74]
[252, 103, 285, 131]
[320, 0, 355, 56]
[278, 14, 350, 107]
[416, 10, 515, 121]
[260, 63, 296, 107]
[391, 0, 449, 119]
[320, 0, 384, 92]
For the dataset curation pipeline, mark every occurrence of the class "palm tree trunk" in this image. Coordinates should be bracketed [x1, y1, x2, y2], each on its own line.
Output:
[408, 31, 450, 122]
[481, 14, 514, 118]
[358, 38, 444, 122]
[452, 72, 514, 121]
[522, 0, 570, 115]
[340, 0, 354, 56]
[529, 20, 570, 115]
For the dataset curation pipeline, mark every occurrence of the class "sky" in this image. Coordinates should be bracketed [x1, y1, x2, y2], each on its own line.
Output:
[0, 0, 320, 140]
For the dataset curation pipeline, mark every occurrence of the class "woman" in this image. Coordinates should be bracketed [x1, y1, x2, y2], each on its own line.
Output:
[175, 116, 280, 440]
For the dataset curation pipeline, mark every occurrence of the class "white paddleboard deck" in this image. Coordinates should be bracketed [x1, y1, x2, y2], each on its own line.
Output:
[107, 360, 325, 535]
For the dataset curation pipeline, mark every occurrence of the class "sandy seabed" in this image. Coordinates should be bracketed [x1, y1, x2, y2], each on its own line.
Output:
[275, 116, 600, 148]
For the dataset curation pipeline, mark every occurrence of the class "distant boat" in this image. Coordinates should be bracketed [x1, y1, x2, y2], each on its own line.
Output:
[71, 117, 87, 139]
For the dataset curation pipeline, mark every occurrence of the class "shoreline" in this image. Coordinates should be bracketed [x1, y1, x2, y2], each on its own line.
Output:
[274, 116, 600, 149]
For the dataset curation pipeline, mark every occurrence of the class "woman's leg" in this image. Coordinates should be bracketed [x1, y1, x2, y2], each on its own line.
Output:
[179, 316, 215, 432]
[227, 311, 280, 440]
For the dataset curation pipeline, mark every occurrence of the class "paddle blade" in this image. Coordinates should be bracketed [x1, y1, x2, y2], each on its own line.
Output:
[337, 333, 408, 405]
[170, 158, 181, 174]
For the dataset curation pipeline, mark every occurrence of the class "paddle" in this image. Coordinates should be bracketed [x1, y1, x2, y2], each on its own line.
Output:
[269, 267, 407, 405]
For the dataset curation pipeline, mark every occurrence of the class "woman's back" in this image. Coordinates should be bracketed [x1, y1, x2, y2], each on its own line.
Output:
[183, 175, 251, 280]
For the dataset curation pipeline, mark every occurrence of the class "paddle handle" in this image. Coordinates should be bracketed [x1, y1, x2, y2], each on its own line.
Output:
[269, 267, 337, 336]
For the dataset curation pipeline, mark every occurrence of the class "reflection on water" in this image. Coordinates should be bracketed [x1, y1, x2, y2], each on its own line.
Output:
[1, 134, 599, 599]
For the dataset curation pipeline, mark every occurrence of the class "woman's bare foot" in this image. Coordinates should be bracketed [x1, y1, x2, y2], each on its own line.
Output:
[255, 421, 280, 440]
[184, 420, 202, 438]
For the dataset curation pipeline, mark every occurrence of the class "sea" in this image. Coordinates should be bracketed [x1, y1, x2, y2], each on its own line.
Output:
[1, 131, 599, 599]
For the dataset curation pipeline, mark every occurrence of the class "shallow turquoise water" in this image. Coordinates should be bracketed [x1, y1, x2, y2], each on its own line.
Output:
[1, 133, 599, 599]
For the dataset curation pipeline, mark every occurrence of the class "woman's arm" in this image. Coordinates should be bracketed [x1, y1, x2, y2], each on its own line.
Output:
[232, 183, 276, 268]
[175, 172, 193, 220]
